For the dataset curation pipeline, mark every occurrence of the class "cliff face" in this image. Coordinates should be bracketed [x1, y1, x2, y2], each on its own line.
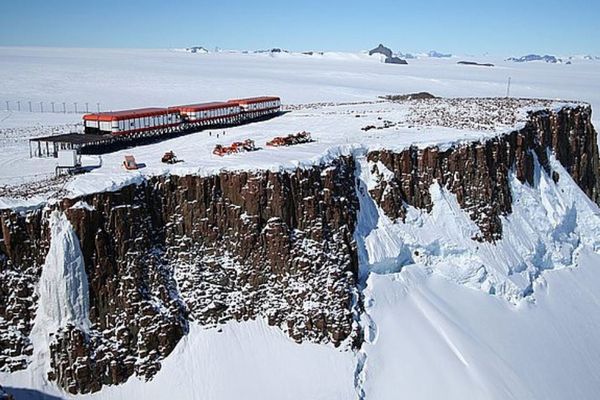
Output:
[367, 106, 599, 241]
[0, 105, 598, 394]
[1, 157, 359, 393]
[0, 208, 49, 372]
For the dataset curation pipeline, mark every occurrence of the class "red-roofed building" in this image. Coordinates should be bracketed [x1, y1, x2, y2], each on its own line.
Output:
[173, 102, 241, 124]
[83, 107, 181, 135]
[228, 96, 281, 118]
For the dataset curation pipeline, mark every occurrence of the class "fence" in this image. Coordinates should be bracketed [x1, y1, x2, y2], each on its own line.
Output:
[1, 100, 103, 114]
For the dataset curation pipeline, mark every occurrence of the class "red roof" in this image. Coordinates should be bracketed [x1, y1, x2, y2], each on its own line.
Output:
[229, 96, 280, 105]
[174, 102, 236, 113]
[83, 107, 172, 122]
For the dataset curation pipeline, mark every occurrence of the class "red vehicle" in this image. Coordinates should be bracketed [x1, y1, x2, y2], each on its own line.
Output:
[266, 131, 313, 147]
[213, 139, 256, 156]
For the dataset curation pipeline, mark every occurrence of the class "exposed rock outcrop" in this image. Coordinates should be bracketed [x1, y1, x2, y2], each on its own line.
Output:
[384, 57, 408, 65]
[457, 61, 494, 67]
[507, 54, 561, 63]
[0, 208, 50, 372]
[368, 44, 393, 58]
[367, 106, 599, 241]
[1, 157, 359, 393]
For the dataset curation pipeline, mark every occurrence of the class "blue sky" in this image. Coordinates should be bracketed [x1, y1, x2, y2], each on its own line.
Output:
[1, 0, 599, 56]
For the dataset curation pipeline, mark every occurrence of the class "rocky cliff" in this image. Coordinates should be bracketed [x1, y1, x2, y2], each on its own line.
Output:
[1, 157, 360, 393]
[367, 106, 599, 241]
[0, 104, 597, 394]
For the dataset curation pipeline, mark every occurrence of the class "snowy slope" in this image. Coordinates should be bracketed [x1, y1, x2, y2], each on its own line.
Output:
[4, 320, 355, 400]
[362, 249, 600, 400]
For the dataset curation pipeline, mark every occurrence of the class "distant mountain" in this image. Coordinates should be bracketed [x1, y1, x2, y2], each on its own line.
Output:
[185, 46, 209, 54]
[255, 48, 290, 54]
[507, 54, 561, 63]
[369, 44, 393, 58]
[397, 52, 416, 59]
[368, 44, 408, 65]
[428, 50, 452, 58]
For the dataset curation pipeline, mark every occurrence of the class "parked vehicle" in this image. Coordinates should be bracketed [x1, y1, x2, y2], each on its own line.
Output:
[123, 155, 139, 170]
[213, 139, 257, 156]
[266, 131, 313, 147]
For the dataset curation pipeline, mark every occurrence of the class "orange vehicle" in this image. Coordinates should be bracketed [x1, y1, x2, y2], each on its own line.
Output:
[161, 151, 181, 164]
[213, 139, 256, 156]
[266, 131, 313, 147]
[123, 155, 139, 170]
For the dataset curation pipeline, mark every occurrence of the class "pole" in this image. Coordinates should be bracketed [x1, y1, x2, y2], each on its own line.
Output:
[40, 102, 43, 113]
[97, 102, 100, 112]
[506, 77, 511, 98]
[74, 102, 78, 113]
[63, 102, 66, 113]
[29, 101, 32, 112]
[51, 102, 55, 113]
[5, 101, 8, 111]
[85, 102, 89, 113]
[17, 101, 20, 111]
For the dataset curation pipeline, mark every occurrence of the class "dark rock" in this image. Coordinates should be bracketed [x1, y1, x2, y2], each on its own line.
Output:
[457, 61, 494, 67]
[369, 44, 393, 58]
[367, 106, 599, 241]
[507, 54, 560, 63]
[384, 56, 408, 65]
[381, 92, 437, 101]
[185, 46, 208, 54]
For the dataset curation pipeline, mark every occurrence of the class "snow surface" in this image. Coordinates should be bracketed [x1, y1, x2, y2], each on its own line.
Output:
[4, 320, 356, 400]
[361, 249, 600, 400]
[1, 47, 600, 195]
[2, 47, 600, 399]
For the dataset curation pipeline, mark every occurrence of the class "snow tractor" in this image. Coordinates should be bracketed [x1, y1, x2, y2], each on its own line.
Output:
[213, 139, 257, 156]
[161, 151, 181, 164]
[266, 131, 313, 147]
